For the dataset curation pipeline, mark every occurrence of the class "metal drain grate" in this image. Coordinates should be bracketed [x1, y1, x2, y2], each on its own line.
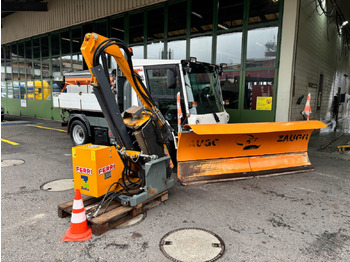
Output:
[1, 159, 25, 167]
[40, 179, 74, 192]
[160, 227, 225, 262]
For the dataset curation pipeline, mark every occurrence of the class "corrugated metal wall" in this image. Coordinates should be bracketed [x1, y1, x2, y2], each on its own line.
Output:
[1, 0, 165, 44]
[291, 0, 350, 121]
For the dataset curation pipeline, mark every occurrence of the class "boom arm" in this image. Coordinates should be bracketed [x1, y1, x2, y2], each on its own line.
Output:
[81, 33, 168, 126]
[80, 33, 176, 169]
[80, 33, 173, 152]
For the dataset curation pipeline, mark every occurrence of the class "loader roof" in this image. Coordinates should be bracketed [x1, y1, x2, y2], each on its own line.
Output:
[132, 59, 182, 67]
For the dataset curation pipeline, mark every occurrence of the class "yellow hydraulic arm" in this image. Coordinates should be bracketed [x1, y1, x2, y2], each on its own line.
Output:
[80, 32, 174, 165]
[81, 33, 167, 128]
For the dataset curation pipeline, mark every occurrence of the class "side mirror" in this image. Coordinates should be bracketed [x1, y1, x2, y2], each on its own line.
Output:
[167, 69, 177, 89]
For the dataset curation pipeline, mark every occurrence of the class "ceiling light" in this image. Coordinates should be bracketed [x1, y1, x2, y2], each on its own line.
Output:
[62, 37, 79, 43]
[112, 27, 124, 32]
[191, 12, 203, 19]
[218, 24, 228, 30]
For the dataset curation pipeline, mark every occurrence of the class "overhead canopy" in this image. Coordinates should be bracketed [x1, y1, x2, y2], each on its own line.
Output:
[2, 0, 48, 18]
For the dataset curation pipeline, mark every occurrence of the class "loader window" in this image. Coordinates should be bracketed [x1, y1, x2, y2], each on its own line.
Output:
[146, 68, 179, 96]
[145, 66, 184, 132]
[220, 72, 240, 109]
[184, 64, 224, 115]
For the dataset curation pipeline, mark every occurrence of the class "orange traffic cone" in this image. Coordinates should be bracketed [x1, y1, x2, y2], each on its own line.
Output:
[62, 189, 92, 242]
[303, 93, 311, 121]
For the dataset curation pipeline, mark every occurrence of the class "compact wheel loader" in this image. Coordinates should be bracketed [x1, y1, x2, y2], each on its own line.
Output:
[72, 33, 325, 207]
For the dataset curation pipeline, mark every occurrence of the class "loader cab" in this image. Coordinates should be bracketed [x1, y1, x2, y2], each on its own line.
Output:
[142, 63, 185, 133]
[181, 60, 229, 125]
[135, 60, 229, 133]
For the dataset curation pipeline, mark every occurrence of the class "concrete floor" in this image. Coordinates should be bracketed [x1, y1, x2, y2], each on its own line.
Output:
[1, 115, 350, 261]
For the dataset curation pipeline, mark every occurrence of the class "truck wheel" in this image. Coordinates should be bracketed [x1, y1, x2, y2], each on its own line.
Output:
[70, 120, 90, 146]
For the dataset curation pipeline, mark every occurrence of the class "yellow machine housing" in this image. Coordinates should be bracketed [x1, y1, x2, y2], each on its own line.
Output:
[72, 144, 124, 197]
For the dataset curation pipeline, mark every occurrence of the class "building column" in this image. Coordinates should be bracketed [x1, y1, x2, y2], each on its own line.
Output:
[275, 0, 300, 122]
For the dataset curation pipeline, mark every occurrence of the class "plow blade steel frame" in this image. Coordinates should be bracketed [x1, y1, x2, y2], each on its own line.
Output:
[177, 121, 326, 185]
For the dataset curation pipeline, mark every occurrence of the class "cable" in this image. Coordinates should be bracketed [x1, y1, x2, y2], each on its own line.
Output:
[120, 154, 144, 190]
[103, 191, 122, 213]
[92, 38, 157, 110]
[315, 0, 335, 17]
[91, 181, 120, 217]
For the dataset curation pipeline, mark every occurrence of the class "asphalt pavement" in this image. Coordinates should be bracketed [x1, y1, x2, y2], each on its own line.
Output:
[1, 115, 350, 261]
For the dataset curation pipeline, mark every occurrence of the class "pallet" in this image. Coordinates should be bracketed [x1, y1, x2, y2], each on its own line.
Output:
[58, 190, 169, 236]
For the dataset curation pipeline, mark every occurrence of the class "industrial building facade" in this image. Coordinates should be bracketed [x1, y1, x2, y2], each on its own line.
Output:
[1, 0, 349, 124]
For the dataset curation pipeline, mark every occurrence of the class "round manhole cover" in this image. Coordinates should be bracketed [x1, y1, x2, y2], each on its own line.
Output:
[160, 228, 225, 262]
[40, 179, 74, 192]
[1, 159, 25, 167]
[116, 213, 147, 229]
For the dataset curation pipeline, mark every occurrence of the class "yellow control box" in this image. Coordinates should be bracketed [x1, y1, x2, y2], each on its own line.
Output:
[72, 144, 124, 198]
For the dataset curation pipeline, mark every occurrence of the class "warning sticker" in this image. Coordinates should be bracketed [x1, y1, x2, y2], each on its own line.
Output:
[256, 96, 272, 111]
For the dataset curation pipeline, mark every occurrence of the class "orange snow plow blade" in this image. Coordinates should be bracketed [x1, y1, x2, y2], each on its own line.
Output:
[177, 120, 326, 185]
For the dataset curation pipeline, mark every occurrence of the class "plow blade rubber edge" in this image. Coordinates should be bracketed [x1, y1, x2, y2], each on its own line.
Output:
[177, 120, 326, 185]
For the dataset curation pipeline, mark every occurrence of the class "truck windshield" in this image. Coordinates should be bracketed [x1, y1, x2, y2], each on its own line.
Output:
[184, 63, 224, 115]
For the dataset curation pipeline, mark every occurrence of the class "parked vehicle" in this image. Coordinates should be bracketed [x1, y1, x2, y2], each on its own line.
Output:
[1, 104, 4, 121]
[53, 59, 230, 146]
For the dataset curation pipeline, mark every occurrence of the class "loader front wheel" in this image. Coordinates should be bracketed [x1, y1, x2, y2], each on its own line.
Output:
[70, 120, 91, 146]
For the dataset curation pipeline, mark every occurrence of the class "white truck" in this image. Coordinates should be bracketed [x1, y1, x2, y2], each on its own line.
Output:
[53, 59, 229, 146]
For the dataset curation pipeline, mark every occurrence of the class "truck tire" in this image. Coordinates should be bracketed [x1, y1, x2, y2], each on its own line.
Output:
[70, 120, 91, 146]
